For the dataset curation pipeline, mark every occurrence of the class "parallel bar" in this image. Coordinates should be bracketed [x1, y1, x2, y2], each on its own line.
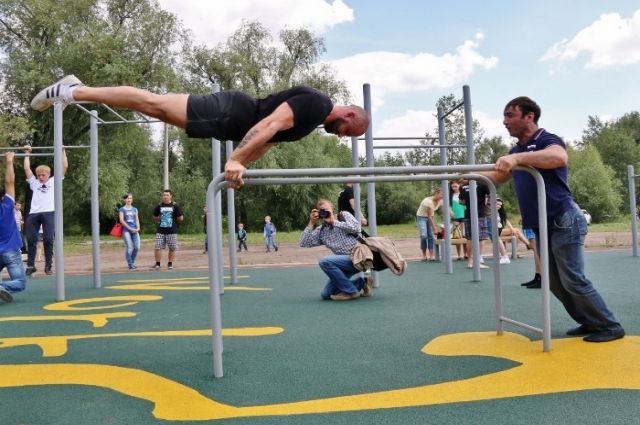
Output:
[206, 164, 551, 378]
[372, 144, 467, 149]
[356, 136, 440, 141]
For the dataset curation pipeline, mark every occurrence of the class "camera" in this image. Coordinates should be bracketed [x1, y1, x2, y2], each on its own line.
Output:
[318, 208, 331, 219]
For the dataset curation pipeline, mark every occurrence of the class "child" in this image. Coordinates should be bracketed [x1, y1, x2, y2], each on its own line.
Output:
[237, 223, 248, 252]
[263, 216, 278, 253]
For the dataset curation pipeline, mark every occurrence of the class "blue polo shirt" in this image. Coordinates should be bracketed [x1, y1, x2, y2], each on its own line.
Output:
[510, 129, 575, 229]
[0, 195, 22, 253]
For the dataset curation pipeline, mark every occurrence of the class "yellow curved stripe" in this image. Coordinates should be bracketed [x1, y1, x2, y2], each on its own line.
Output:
[0, 327, 284, 357]
[107, 283, 269, 291]
[0, 312, 136, 328]
[44, 295, 162, 311]
[0, 332, 638, 421]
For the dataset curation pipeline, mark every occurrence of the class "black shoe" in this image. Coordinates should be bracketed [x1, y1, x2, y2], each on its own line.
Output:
[274, 246, 278, 252]
[583, 328, 625, 343]
[25, 266, 37, 276]
[526, 280, 541, 289]
[521, 275, 540, 287]
[0, 288, 13, 303]
[566, 325, 595, 336]
[45, 267, 53, 275]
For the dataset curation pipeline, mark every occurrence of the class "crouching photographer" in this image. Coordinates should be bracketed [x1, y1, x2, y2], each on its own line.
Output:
[299, 198, 373, 301]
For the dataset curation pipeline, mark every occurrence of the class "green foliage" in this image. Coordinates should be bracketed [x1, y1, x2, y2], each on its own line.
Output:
[568, 145, 622, 222]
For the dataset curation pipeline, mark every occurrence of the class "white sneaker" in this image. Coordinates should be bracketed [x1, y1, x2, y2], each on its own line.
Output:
[499, 256, 511, 264]
[31, 75, 83, 111]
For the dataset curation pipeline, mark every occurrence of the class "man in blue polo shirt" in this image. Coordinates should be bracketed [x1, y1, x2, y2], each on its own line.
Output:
[0, 152, 26, 303]
[484, 96, 624, 343]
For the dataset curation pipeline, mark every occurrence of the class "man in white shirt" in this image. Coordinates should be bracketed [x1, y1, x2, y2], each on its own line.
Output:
[23, 145, 68, 276]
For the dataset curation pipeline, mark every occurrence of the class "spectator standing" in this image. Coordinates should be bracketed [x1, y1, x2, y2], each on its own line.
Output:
[23, 145, 68, 276]
[416, 187, 443, 261]
[337, 183, 367, 225]
[237, 223, 248, 252]
[263, 216, 278, 253]
[151, 190, 184, 270]
[118, 193, 141, 270]
[459, 180, 490, 269]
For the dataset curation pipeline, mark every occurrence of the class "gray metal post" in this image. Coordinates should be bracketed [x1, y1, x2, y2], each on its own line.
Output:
[90, 110, 101, 288]
[462, 86, 481, 281]
[53, 104, 65, 301]
[438, 106, 453, 273]
[351, 137, 362, 221]
[629, 165, 638, 257]
[210, 83, 224, 293]
[206, 186, 223, 378]
[163, 123, 170, 190]
[226, 140, 237, 284]
[363, 84, 378, 286]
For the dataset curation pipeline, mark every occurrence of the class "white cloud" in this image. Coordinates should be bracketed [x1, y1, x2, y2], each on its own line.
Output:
[540, 9, 640, 69]
[375, 109, 507, 141]
[157, 0, 354, 46]
[327, 33, 498, 107]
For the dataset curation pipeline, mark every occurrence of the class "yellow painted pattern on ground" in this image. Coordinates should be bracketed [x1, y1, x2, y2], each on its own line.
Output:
[0, 332, 638, 420]
[43, 295, 162, 311]
[115, 276, 249, 283]
[0, 327, 284, 357]
[0, 312, 136, 327]
[107, 282, 269, 291]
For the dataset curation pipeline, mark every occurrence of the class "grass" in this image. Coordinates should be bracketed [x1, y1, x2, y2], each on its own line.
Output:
[62, 216, 636, 254]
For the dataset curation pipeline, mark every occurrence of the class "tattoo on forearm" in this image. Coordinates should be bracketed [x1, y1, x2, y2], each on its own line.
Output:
[238, 128, 260, 149]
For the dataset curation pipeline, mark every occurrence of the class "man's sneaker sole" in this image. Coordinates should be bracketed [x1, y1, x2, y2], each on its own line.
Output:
[0, 288, 13, 303]
[330, 292, 360, 301]
[31, 75, 83, 111]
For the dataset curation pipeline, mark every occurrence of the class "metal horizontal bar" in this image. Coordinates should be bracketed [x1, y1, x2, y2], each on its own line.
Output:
[6, 145, 90, 150]
[373, 144, 468, 149]
[500, 316, 543, 334]
[4, 153, 54, 157]
[440, 101, 465, 119]
[357, 136, 440, 141]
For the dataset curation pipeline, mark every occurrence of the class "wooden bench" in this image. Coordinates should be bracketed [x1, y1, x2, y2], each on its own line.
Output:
[434, 235, 519, 261]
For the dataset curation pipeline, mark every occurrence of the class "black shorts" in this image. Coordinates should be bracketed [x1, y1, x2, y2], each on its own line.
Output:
[186, 93, 232, 139]
[186, 92, 256, 140]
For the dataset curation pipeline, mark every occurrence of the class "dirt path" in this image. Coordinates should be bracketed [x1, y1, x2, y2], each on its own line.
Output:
[52, 231, 635, 276]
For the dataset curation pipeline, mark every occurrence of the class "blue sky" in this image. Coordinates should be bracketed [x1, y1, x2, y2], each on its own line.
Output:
[158, 0, 640, 145]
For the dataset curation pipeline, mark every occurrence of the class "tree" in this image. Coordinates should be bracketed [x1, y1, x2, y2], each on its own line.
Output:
[0, 0, 186, 233]
[568, 145, 621, 222]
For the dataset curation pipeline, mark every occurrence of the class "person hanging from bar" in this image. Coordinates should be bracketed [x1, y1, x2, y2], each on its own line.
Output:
[23, 145, 68, 276]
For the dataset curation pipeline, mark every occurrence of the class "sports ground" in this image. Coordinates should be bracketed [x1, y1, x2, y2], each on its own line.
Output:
[0, 249, 638, 424]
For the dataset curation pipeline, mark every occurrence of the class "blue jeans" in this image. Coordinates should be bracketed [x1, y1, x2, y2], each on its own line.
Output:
[318, 255, 365, 300]
[538, 205, 622, 332]
[122, 231, 140, 267]
[265, 235, 277, 251]
[26, 211, 55, 268]
[416, 216, 435, 252]
[0, 250, 26, 294]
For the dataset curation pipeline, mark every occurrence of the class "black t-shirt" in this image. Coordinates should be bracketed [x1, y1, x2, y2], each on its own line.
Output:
[459, 183, 489, 218]
[153, 202, 183, 234]
[257, 86, 333, 142]
[337, 186, 355, 215]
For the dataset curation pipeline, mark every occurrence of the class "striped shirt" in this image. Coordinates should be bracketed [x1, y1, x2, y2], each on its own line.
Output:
[299, 211, 361, 255]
